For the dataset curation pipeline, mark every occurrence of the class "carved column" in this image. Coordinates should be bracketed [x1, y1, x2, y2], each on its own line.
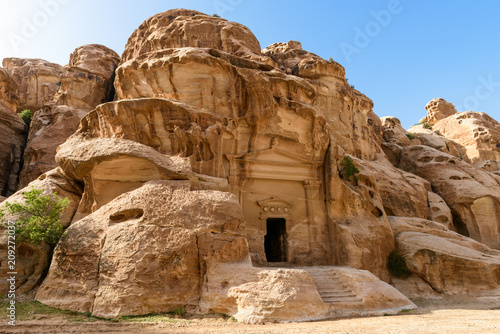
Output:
[304, 180, 322, 254]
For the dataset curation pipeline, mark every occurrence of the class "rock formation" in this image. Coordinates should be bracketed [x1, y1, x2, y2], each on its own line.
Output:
[2, 8, 500, 324]
[433, 111, 500, 167]
[0, 68, 26, 196]
[0, 168, 82, 294]
[421, 97, 457, 126]
[400, 145, 500, 249]
[14, 45, 120, 188]
[2, 58, 64, 112]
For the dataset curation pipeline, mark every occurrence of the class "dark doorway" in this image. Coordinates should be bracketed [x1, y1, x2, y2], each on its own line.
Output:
[265, 218, 287, 262]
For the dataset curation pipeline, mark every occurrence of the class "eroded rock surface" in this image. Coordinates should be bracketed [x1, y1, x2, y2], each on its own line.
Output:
[0, 69, 26, 196]
[2, 58, 64, 112]
[17, 44, 120, 187]
[389, 217, 500, 294]
[423, 98, 457, 126]
[400, 145, 500, 249]
[0, 168, 82, 294]
[433, 111, 500, 166]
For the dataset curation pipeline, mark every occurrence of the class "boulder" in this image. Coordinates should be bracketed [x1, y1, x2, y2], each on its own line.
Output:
[389, 216, 500, 294]
[36, 180, 248, 317]
[424, 98, 457, 126]
[56, 136, 192, 221]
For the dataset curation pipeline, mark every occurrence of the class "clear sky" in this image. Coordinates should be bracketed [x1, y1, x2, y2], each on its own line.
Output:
[1, 0, 500, 128]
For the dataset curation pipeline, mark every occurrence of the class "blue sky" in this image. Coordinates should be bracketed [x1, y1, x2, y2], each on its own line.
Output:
[1, 0, 500, 128]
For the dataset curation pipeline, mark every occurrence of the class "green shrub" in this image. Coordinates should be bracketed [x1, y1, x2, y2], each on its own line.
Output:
[339, 156, 360, 183]
[212, 13, 221, 18]
[170, 307, 185, 317]
[406, 133, 416, 140]
[418, 122, 432, 130]
[388, 250, 410, 278]
[328, 57, 335, 63]
[18, 109, 33, 127]
[350, 84, 355, 89]
[0, 187, 70, 245]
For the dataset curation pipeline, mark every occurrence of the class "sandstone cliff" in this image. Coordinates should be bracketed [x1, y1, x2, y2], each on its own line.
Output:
[1, 8, 500, 324]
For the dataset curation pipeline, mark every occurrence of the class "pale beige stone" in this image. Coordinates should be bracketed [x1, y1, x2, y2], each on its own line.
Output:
[52, 44, 119, 110]
[425, 98, 457, 125]
[16, 44, 120, 187]
[427, 191, 453, 229]
[121, 9, 266, 63]
[433, 111, 500, 168]
[400, 145, 500, 249]
[36, 180, 248, 317]
[227, 268, 329, 324]
[389, 216, 500, 294]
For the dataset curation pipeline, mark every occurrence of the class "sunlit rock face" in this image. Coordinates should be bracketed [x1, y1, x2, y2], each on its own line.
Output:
[0, 7, 495, 324]
[14, 44, 120, 188]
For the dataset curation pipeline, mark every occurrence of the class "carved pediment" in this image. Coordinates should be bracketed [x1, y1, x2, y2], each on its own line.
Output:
[258, 197, 293, 215]
[228, 148, 322, 166]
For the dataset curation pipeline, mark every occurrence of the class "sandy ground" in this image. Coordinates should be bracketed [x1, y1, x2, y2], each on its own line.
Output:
[1, 297, 499, 334]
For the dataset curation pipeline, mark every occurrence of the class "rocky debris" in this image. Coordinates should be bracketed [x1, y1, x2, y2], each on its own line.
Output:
[0, 69, 26, 196]
[18, 44, 120, 187]
[422, 98, 457, 126]
[432, 110, 500, 167]
[0, 168, 82, 294]
[400, 145, 500, 249]
[2, 58, 64, 112]
[389, 216, 500, 294]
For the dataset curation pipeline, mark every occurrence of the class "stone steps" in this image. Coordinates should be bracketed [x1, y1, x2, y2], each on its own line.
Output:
[302, 268, 363, 304]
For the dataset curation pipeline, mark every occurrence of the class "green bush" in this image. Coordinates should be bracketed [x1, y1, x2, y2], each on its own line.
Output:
[406, 133, 416, 140]
[388, 250, 410, 278]
[170, 307, 185, 317]
[212, 13, 221, 18]
[418, 122, 432, 130]
[339, 156, 360, 183]
[0, 187, 70, 245]
[18, 109, 33, 127]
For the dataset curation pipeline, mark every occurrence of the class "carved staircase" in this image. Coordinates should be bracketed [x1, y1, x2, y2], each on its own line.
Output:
[301, 267, 363, 305]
